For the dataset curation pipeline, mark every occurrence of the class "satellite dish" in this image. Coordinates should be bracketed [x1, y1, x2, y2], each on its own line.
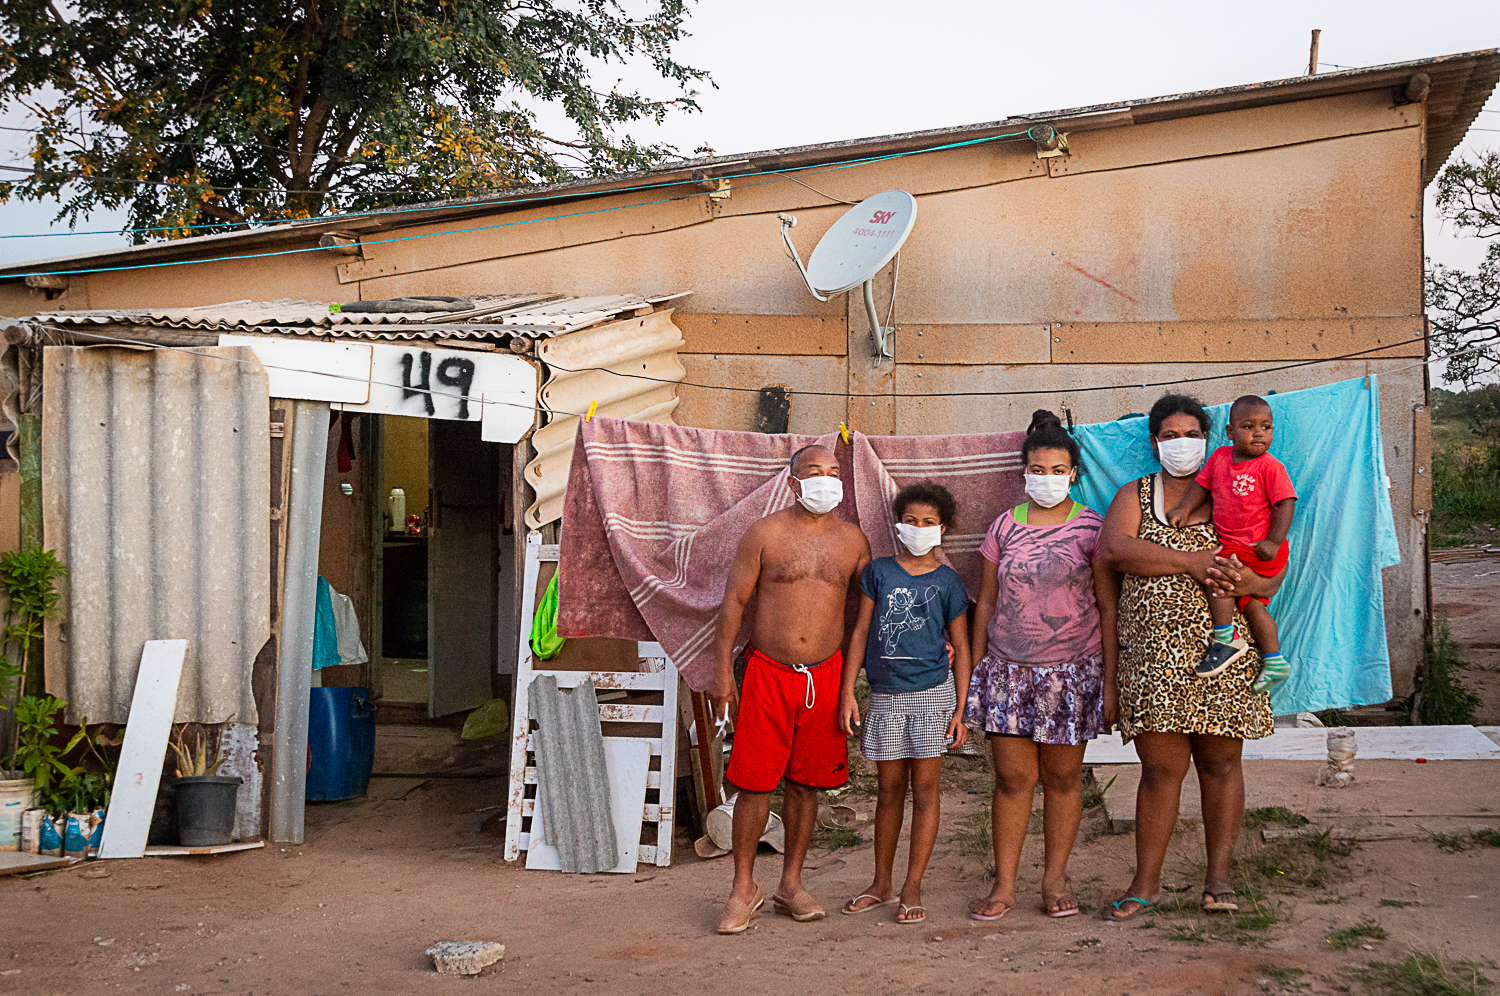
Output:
[780, 190, 917, 360]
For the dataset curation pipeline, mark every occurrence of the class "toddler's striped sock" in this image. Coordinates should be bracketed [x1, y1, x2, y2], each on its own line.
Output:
[1212, 624, 1235, 646]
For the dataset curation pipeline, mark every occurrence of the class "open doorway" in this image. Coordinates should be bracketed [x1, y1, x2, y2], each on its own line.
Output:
[373, 415, 514, 719]
[314, 411, 517, 788]
[377, 415, 430, 705]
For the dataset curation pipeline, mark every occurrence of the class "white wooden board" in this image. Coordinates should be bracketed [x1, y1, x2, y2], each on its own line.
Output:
[479, 388, 540, 444]
[98, 640, 188, 859]
[336, 343, 536, 437]
[219, 335, 373, 404]
[1084, 725, 1500, 764]
[526, 738, 649, 874]
[0, 852, 78, 876]
[144, 841, 264, 857]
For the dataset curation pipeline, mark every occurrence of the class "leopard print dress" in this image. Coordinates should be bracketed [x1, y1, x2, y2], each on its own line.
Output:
[1116, 474, 1273, 743]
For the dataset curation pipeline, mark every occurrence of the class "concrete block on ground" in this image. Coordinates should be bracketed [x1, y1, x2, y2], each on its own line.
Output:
[427, 941, 505, 976]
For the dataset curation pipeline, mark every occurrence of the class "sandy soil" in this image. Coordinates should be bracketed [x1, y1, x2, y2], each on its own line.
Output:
[3, 749, 1498, 996]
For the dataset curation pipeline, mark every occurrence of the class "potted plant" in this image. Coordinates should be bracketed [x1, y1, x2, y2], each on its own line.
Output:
[9, 697, 118, 855]
[170, 727, 241, 847]
[9, 695, 71, 853]
[54, 722, 117, 855]
[0, 549, 68, 851]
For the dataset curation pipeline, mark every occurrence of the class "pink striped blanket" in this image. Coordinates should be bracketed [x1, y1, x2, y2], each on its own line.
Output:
[852, 430, 1027, 599]
[557, 417, 1027, 689]
[557, 418, 842, 688]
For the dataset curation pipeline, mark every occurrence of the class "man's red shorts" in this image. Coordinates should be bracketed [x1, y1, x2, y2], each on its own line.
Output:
[1216, 538, 1289, 611]
[725, 648, 849, 793]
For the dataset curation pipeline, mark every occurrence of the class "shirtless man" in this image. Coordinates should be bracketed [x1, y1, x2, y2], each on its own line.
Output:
[708, 444, 872, 934]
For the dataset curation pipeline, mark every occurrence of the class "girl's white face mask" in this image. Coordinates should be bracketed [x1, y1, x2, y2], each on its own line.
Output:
[1156, 436, 1207, 478]
[894, 522, 943, 556]
[795, 475, 843, 515]
[1024, 473, 1074, 509]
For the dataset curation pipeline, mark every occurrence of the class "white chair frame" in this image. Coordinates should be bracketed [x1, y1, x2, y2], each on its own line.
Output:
[505, 532, 677, 866]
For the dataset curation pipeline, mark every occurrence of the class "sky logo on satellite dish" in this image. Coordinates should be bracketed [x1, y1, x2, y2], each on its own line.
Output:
[780, 190, 917, 361]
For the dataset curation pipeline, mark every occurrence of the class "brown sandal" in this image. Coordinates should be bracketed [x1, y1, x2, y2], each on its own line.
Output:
[772, 889, 826, 922]
[717, 887, 764, 934]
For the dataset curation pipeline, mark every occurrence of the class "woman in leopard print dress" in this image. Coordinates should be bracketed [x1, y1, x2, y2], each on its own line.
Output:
[1095, 394, 1280, 919]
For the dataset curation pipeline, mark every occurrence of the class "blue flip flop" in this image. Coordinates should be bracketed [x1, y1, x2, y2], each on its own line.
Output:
[1108, 896, 1153, 921]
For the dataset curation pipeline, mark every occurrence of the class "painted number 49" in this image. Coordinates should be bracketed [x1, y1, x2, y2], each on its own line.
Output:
[868, 210, 896, 225]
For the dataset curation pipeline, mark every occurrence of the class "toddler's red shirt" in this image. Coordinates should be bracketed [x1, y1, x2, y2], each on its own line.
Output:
[1195, 446, 1297, 548]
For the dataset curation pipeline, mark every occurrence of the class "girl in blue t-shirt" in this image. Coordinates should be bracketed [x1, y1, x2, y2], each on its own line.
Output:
[838, 481, 973, 925]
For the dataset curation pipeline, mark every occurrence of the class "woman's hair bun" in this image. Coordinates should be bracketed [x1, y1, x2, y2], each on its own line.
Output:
[1027, 409, 1063, 434]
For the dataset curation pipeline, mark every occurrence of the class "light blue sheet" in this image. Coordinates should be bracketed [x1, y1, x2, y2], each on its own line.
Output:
[1072, 376, 1400, 714]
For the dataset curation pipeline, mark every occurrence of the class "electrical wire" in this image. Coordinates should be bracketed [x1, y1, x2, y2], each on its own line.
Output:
[784, 174, 858, 205]
[1, 126, 1039, 244]
[43, 324, 1461, 407]
[8, 126, 1041, 277]
[543, 338, 1444, 398]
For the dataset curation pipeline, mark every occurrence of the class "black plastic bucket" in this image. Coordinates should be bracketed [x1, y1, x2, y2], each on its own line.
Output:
[174, 775, 242, 846]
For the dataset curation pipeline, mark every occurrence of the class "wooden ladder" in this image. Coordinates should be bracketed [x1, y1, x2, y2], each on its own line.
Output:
[505, 532, 678, 867]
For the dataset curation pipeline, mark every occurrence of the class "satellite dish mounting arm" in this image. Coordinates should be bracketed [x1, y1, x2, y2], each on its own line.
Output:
[781, 212, 894, 359]
[778, 214, 829, 302]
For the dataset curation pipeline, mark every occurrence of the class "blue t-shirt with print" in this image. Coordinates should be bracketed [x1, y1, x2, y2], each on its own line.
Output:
[858, 558, 969, 694]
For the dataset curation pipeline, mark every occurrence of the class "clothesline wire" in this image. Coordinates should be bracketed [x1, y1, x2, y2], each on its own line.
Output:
[24, 326, 1482, 418]
[2, 126, 1040, 245]
[542, 338, 1460, 398]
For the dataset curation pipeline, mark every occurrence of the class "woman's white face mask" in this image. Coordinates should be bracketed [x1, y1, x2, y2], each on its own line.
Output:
[1024, 472, 1074, 508]
[1156, 436, 1207, 478]
[894, 522, 943, 556]
[795, 475, 843, 515]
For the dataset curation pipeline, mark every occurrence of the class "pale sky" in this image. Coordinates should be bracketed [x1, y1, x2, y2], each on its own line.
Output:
[2, 0, 1495, 283]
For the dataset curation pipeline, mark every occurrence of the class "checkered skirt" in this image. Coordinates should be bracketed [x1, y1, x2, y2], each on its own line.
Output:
[859, 672, 958, 761]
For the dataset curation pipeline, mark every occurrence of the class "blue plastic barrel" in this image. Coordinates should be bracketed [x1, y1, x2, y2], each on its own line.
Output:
[306, 687, 376, 801]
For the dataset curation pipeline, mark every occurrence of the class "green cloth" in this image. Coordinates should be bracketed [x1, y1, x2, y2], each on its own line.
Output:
[530, 573, 565, 660]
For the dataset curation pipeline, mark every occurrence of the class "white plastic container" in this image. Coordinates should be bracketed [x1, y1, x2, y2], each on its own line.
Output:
[705, 794, 785, 854]
[0, 775, 33, 851]
[388, 488, 406, 531]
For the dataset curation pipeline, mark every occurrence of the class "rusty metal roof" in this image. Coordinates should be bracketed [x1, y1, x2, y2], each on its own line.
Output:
[3, 49, 1493, 280]
[25, 292, 690, 342]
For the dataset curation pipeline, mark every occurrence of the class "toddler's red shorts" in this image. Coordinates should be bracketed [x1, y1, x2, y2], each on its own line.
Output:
[1215, 538, 1289, 610]
[725, 648, 848, 793]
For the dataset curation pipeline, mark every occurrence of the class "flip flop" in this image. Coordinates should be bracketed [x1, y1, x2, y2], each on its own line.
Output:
[1107, 896, 1153, 921]
[842, 894, 896, 916]
[897, 904, 927, 925]
[1202, 890, 1240, 912]
[970, 898, 1014, 922]
[1046, 895, 1081, 918]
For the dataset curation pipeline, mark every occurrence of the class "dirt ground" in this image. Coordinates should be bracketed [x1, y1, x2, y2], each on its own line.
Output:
[3, 557, 1498, 995]
[1431, 549, 1500, 725]
[3, 747, 1498, 996]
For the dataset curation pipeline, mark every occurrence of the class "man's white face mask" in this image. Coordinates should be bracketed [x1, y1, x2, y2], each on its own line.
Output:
[796, 475, 843, 515]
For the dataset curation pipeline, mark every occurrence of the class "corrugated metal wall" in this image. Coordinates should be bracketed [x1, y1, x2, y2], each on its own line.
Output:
[525, 310, 685, 528]
[42, 346, 271, 725]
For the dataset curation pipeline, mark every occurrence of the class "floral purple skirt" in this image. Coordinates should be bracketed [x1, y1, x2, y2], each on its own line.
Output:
[963, 651, 1106, 745]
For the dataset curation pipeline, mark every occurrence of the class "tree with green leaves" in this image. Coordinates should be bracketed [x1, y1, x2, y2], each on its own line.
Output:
[1427, 148, 1499, 393]
[0, 0, 710, 238]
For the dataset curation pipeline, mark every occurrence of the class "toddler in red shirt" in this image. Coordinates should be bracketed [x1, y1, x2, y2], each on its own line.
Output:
[1169, 395, 1297, 692]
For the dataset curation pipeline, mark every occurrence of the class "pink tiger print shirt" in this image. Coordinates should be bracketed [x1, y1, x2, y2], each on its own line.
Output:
[979, 503, 1105, 666]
